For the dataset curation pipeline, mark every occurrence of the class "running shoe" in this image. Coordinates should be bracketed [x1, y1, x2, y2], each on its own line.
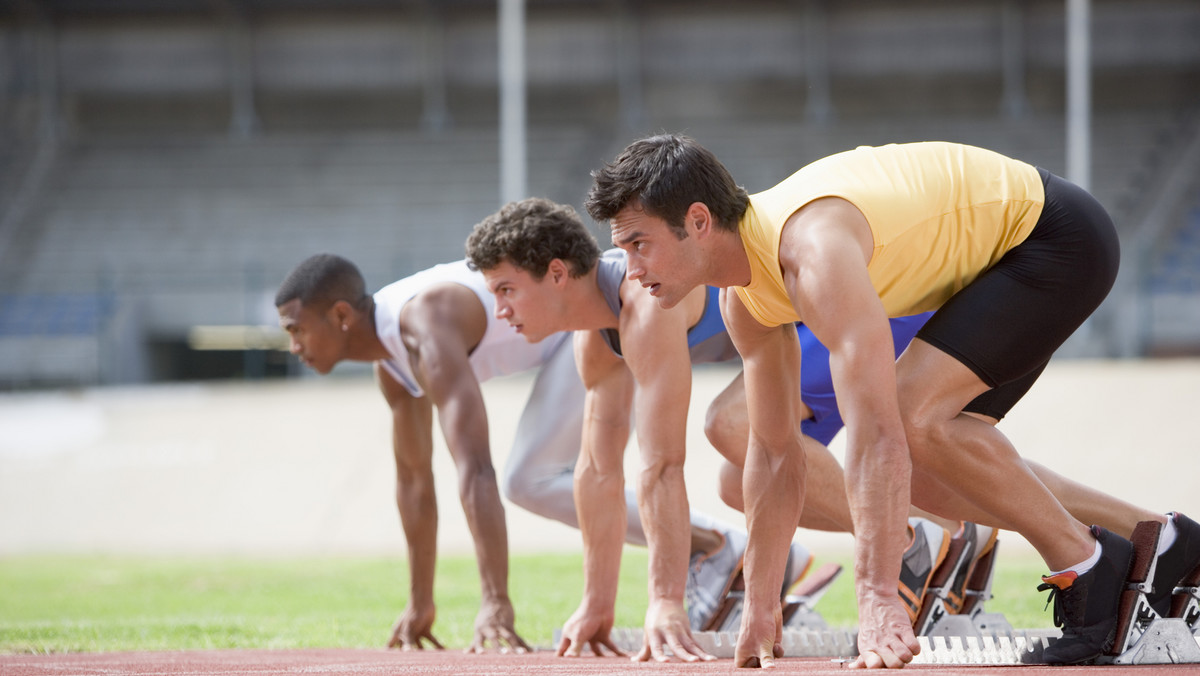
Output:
[959, 525, 1001, 617]
[944, 522, 997, 615]
[1149, 512, 1200, 617]
[1038, 526, 1133, 665]
[898, 518, 950, 626]
[704, 539, 812, 632]
[685, 525, 746, 630]
[781, 539, 814, 599]
[782, 561, 843, 629]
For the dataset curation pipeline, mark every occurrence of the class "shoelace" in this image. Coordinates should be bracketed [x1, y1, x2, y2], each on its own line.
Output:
[1037, 581, 1077, 632]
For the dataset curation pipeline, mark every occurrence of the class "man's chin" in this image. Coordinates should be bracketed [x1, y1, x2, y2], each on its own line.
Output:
[654, 294, 681, 310]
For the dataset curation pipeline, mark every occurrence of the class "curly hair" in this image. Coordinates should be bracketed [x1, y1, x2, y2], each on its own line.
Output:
[466, 197, 601, 279]
[585, 133, 749, 237]
[275, 253, 369, 311]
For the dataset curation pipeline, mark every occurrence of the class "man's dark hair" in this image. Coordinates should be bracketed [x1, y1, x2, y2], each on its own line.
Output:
[466, 197, 601, 279]
[275, 253, 369, 310]
[585, 133, 749, 237]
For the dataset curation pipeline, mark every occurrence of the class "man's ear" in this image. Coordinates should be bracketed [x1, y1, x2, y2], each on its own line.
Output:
[686, 202, 714, 238]
[329, 299, 356, 330]
[547, 258, 570, 285]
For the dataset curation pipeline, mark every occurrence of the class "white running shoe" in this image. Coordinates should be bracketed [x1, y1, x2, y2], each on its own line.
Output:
[685, 525, 747, 630]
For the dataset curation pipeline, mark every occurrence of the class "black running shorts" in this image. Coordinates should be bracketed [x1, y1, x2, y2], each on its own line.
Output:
[914, 168, 1120, 420]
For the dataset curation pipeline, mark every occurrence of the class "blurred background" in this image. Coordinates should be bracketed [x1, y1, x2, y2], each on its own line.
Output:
[0, 0, 1198, 389]
[0, 1, 1198, 558]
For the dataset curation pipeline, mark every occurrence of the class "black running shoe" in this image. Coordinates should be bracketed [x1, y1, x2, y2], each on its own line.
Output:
[1038, 526, 1134, 665]
[1149, 512, 1200, 616]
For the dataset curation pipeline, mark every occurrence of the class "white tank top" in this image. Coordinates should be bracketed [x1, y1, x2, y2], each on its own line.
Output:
[372, 260, 567, 397]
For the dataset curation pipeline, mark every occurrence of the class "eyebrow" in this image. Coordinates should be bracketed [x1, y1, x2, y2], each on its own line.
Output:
[612, 230, 646, 247]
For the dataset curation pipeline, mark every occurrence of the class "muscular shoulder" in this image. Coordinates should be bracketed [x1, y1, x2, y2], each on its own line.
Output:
[779, 197, 873, 273]
[399, 282, 487, 353]
[575, 329, 624, 388]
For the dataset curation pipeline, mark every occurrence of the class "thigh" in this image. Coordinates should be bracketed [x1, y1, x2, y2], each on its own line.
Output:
[504, 334, 586, 478]
[896, 338, 993, 421]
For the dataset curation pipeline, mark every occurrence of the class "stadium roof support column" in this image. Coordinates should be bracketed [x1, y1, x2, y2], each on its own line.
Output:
[1001, 0, 1028, 119]
[616, 0, 646, 133]
[217, 0, 259, 139]
[420, 3, 450, 133]
[1066, 0, 1091, 191]
[499, 0, 527, 206]
[803, 0, 834, 125]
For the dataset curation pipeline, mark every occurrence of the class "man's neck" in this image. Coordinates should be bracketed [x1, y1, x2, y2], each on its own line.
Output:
[563, 267, 620, 332]
[708, 226, 754, 288]
[351, 298, 391, 362]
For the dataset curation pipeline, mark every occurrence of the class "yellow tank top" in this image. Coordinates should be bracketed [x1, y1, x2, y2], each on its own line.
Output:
[734, 142, 1045, 326]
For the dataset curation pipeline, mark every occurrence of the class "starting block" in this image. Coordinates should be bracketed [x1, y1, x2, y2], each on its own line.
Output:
[916, 528, 1011, 639]
[1101, 520, 1200, 665]
[555, 520, 1200, 665]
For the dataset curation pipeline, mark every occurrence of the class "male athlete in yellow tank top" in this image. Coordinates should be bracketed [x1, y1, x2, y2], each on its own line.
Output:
[586, 135, 1170, 670]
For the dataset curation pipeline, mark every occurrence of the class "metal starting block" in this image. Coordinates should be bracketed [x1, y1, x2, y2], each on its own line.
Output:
[1111, 618, 1200, 665]
[1098, 520, 1200, 664]
[910, 630, 1060, 665]
[553, 520, 1200, 665]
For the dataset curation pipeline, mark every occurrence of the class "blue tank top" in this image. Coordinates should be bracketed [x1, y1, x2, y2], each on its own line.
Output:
[799, 312, 932, 445]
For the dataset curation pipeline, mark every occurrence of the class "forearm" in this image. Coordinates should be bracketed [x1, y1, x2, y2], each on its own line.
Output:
[458, 467, 511, 603]
[638, 460, 691, 605]
[845, 438, 911, 601]
[576, 465, 626, 613]
[396, 474, 438, 607]
[742, 436, 805, 612]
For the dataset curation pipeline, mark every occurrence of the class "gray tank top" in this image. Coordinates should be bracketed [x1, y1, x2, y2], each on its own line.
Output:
[594, 249, 738, 365]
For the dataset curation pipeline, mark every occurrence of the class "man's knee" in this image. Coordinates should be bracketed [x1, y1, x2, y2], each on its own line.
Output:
[500, 469, 536, 510]
[717, 461, 745, 512]
[703, 401, 728, 452]
[900, 403, 953, 467]
[501, 467, 576, 523]
[705, 401, 748, 465]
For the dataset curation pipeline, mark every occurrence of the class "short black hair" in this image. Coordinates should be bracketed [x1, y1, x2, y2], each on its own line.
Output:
[586, 133, 749, 236]
[275, 254, 369, 311]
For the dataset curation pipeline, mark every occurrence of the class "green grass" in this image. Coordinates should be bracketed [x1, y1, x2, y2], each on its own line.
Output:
[0, 550, 1053, 654]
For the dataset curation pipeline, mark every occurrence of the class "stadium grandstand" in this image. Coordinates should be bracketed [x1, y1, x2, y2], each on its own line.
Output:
[0, 0, 1197, 388]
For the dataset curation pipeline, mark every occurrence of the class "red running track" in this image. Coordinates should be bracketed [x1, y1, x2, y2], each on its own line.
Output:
[4, 649, 1200, 675]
